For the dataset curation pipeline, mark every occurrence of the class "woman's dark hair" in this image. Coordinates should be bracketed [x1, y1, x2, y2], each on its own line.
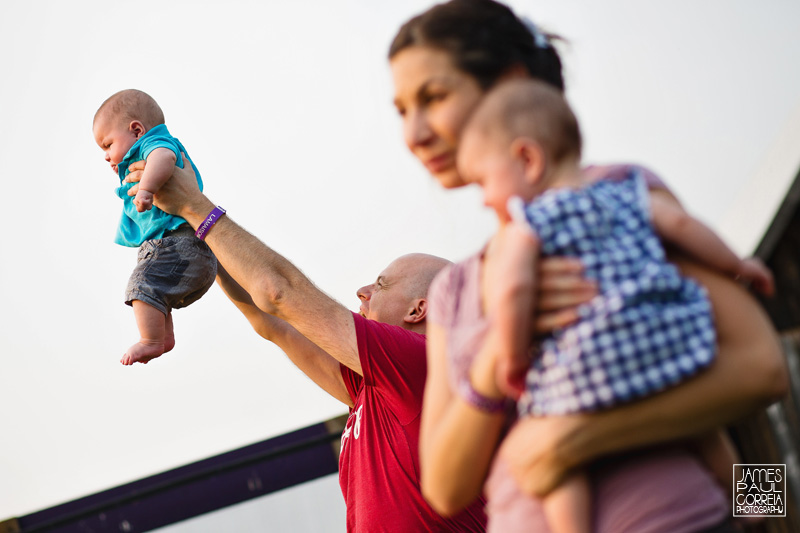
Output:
[389, 0, 564, 91]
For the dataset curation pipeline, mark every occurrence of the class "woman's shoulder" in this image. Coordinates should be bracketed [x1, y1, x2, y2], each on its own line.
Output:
[428, 250, 483, 326]
[583, 163, 670, 192]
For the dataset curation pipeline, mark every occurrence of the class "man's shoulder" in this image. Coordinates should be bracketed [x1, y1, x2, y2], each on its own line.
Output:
[351, 312, 426, 374]
[352, 312, 426, 347]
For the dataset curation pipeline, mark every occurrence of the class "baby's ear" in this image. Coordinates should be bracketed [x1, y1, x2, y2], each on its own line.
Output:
[129, 120, 146, 139]
[511, 137, 546, 185]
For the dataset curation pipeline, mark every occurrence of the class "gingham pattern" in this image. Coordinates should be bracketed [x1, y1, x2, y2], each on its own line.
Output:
[517, 171, 716, 416]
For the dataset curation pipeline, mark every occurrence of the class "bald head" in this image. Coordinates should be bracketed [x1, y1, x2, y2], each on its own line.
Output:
[396, 253, 452, 301]
[466, 78, 581, 165]
[358, 253, 451, 332]
[94, 89, 165, 130]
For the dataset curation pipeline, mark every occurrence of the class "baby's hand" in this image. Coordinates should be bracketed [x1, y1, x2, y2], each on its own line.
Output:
[737, 257, 775, 297]
[134, 189, 154, 212]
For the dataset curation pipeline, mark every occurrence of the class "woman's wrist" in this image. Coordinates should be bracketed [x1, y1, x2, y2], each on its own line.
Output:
[458, 377, 511, 413]
[462, 347, 510, 413]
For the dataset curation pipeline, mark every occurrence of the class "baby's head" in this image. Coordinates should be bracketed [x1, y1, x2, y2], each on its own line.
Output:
[92, 89, 164, 174]
[457, 79, 581, 221]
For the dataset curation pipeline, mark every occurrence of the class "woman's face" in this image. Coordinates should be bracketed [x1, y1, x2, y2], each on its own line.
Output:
[390, 46, 486, 189]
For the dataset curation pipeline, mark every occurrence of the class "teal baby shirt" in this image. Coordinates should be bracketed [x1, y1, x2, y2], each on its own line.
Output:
[114, 124, 203, 247]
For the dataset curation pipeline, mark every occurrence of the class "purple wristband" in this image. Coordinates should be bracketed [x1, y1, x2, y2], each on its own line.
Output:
[195, 206, 226, 240]
[458, 379, 512, 413]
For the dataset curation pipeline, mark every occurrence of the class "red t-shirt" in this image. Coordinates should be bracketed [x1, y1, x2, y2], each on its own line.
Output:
[339, 313, 487, 532]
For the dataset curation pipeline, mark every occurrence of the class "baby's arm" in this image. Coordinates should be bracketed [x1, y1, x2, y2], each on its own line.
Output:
[484, 204, 540, 397]
[133, 148, 177, 212]
[649, 192, 774, 295]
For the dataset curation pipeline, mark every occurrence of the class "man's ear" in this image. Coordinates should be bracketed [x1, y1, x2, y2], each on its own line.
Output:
[404, 298, 428, 325]
[510, 137, 546, 185]
[129, 120, 146, 139]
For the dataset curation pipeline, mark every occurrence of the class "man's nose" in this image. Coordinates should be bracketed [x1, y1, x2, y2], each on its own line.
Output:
[357, 285, 372, 302]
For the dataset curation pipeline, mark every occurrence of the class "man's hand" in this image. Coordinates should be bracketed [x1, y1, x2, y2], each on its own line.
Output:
[125, 153, 203, 217]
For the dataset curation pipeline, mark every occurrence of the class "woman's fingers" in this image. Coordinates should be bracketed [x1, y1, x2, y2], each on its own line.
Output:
[499, 415, 581, 497]
[533, 307, 581, 333]
[537, 257, 595, 312]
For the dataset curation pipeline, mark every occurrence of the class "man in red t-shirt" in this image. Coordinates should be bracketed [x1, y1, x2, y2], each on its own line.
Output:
[214, 253, 487, 531]
[137, 162, 487, 530]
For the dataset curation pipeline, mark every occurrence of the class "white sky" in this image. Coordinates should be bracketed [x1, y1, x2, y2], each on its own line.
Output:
[1, 0, 799, 519]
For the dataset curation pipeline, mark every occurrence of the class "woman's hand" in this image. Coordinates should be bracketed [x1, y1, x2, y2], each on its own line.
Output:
[737, 257, 775, 297]
[498, 414, 585, 497]
[534, 257, 596, 333]
[124, 153, 202, 217]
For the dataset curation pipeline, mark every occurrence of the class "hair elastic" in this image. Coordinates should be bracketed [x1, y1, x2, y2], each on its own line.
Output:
[195, 206, 226, 240]
[520, 16, 550, 49]
[458, 379, 513, 413]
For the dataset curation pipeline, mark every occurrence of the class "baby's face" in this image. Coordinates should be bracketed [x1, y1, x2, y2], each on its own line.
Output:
[93, 114, 139, 174]
[457, 131, 527, 223]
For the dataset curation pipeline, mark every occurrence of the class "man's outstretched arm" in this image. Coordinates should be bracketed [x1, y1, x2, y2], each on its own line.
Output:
[217, 264, 353, 406]
[125, 157, 362, 375]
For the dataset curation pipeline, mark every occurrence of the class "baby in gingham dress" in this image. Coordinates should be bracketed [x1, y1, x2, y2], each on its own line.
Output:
[457, 79, 773, 533]
[518, 173, 717, 416]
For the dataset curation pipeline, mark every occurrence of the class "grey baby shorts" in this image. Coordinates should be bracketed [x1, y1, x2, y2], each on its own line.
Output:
[125, 225, 217, 315]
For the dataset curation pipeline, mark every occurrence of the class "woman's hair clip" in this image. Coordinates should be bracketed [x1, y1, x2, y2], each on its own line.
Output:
[520, 16, 550, 50]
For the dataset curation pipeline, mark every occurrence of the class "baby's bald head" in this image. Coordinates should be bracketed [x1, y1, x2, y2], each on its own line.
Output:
[94, 89, 164, 130]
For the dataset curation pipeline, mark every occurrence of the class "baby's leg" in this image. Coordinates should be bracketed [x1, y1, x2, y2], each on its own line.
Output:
[122, 300, 167, 365]
[164, 311, 175, 354]
[482, 223, 539, 398]
[542, 471, 591, 533]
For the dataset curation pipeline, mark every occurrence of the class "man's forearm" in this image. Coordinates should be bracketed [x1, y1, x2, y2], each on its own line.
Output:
[174, 190, 361, 372]
[216, 268, 353, 406]
[173, 189, 303, 316]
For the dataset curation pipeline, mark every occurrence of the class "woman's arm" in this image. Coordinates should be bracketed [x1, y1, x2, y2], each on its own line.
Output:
[419, 322, 507, 516]
[420, 224, 538, 515]
[500, 256, 787, 497]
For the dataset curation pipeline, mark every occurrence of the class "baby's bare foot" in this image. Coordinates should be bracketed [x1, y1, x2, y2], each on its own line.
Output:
[121, 341, 165, 365]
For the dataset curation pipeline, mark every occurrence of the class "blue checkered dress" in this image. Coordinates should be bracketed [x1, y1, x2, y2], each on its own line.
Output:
[517, 171, 716, 416]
